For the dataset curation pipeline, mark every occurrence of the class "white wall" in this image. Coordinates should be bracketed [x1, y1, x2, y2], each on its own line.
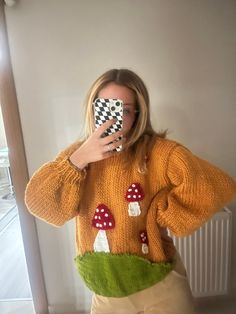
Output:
[5, 0, 236, 313]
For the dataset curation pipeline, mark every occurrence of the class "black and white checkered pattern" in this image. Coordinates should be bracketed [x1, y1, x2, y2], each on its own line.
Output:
[94, 98, 123, 151]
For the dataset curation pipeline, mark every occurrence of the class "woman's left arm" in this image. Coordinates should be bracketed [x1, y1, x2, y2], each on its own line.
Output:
[156, 144, 236, 236]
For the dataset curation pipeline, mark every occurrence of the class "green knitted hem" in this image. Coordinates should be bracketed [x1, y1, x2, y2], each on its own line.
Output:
[74, 252, 174, 297]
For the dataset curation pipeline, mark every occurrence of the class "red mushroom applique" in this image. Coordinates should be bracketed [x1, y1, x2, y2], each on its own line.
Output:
[140, 231, 149, 254]
[125, 183, 144, 216]
[92, 204, 115, 253]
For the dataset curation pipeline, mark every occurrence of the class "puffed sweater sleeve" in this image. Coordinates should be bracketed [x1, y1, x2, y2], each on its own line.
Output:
[25, 142, 86, 226]
[156, 144, 236, 236]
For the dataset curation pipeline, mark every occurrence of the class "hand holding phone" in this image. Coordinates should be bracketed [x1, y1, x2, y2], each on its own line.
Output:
[69, 119, 123, 169]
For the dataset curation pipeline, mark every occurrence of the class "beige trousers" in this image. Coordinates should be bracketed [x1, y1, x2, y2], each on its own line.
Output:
[90, 252, 194, 314]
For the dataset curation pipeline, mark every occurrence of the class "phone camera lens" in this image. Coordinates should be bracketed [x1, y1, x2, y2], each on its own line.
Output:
[116, 101, 120, 106]
[111, 106, 116, 111]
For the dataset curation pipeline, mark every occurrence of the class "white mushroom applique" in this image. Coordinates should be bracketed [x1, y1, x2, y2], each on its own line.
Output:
[140, 231, 149, 254]
[92, 204, 115, 253]
[125, 183, 144, 216]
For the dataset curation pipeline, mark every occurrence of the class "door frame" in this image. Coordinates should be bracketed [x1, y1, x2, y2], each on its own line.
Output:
[0, 1, 48, 313]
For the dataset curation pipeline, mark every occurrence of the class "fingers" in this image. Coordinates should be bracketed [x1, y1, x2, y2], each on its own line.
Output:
[102, 132, 123, 146]
[103, 137, 125, 153]
[95, 119, 117, 137]
[104, 143, 114, 153]
[95, 119, 123, 145]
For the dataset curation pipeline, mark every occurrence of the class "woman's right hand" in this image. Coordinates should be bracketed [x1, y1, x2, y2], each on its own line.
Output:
[69, 119, 124, 169]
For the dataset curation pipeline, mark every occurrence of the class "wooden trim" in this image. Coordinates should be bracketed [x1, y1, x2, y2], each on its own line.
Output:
[0, 1, 48, 313]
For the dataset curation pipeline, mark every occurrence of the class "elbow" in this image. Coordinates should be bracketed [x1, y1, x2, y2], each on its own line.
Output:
[25, 197, 66, 227]
[157, 211, 205, 238]
[27, 206, 66, 227]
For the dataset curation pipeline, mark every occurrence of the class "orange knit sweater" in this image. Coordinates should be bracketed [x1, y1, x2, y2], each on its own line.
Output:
[25, 137, 236, 296]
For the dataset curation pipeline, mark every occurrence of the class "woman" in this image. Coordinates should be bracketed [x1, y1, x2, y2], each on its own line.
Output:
[25, 68, 236, 314]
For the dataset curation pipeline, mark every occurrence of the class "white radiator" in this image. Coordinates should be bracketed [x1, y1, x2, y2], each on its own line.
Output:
[168, 207, 232, 297]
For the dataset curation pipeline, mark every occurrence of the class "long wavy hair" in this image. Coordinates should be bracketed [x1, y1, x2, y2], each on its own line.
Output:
[83, 68, 168, 173]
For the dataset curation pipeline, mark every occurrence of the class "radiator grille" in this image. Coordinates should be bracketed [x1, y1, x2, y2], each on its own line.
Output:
[169, 207, 232, 297]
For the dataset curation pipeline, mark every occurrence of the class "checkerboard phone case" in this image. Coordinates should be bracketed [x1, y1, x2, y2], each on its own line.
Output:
[94, 98, 123, 152]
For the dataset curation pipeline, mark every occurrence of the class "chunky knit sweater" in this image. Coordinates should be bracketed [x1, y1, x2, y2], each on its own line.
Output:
[25, 137, 236, 297]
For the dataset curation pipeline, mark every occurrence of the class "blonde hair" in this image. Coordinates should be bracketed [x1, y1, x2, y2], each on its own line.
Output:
[84, 68, 168, 173]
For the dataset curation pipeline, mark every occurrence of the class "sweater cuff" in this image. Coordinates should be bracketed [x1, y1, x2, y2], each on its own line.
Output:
[55, 157, 87, 184]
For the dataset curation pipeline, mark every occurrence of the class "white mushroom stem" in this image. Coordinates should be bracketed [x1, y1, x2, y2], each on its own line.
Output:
[93, 230, 110, 253]
[128, 201, 141, 216]
[142, 243, 149, 254]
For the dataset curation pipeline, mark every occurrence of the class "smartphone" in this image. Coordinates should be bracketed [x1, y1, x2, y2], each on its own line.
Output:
[93, 98, 123, 152]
